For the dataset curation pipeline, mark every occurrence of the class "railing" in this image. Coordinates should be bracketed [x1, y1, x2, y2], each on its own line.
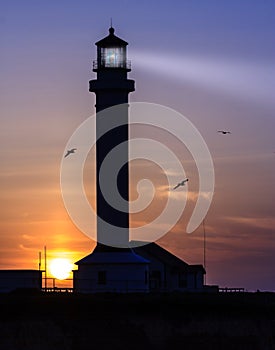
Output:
[42, 287, 74, 293]
[93, 60, 131, 70]
[219, 287, 245, 293]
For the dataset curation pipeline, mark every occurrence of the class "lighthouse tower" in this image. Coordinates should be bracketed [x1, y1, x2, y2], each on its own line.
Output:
[73, 27, 149, 293]
[89, 26, 134, 250]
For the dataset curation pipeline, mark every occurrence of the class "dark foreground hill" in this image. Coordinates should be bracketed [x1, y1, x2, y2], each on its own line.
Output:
[0, 292, 275, 350]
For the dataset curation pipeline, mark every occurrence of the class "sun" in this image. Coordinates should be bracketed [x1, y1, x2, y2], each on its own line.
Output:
[49, 258, 72, 280]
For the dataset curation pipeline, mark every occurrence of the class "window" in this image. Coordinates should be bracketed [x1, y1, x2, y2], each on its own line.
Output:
[98, 271, 106, 285]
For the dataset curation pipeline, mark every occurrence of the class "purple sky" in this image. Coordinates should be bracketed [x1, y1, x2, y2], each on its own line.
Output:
[0, 0, 275, 291]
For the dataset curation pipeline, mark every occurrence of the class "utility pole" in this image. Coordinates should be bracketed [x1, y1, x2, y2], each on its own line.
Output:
[203, 219, 206, 285]
[38, 251, 41, 271]
[44, 246, 47, 291]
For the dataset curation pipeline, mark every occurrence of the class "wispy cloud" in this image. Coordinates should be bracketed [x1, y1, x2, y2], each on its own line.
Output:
[224, 216, 275, 231]
[157, 185, 212, 203]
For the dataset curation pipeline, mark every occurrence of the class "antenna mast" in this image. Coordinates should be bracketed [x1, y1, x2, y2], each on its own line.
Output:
[203, 219, 206, 284]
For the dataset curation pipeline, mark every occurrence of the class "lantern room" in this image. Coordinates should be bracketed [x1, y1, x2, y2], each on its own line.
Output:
[93, 27, 131, 71]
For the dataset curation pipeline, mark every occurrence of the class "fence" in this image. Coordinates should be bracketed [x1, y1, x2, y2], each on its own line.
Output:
[219, 287, 245, 293]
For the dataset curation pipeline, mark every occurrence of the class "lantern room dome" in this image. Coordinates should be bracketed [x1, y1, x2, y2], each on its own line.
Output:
[95, 27, 128, 47]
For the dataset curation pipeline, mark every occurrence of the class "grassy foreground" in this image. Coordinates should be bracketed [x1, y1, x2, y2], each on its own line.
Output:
[0, 292, 275, 350]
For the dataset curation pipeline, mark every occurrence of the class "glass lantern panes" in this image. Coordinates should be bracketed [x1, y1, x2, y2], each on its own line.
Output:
[101, 47, 125, 68]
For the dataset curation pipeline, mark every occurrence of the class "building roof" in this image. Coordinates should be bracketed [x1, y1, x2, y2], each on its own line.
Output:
[74, 242, 205, 273]
[133, 242, 188, 270]
[188, 265, 206, 273]
[92, 243, 130, 253]
[0, 269, 42, 273]
[133, 242, 206, 273]
[75, 250, 149, 265]
[95, 27, 128, 47]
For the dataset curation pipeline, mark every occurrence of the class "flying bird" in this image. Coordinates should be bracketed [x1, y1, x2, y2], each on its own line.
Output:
[173, 178, 189, 190]
[218, 130, 231, 134]
[64, 148, 77, 158]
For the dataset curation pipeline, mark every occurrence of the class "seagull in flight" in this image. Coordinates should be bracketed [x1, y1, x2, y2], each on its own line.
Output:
[64, 148, 77, 158]
[173, 178, 189, 190]
[218, 130, 231, 134]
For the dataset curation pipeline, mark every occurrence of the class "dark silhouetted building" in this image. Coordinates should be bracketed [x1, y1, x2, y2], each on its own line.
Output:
[73, 27, 205, 293]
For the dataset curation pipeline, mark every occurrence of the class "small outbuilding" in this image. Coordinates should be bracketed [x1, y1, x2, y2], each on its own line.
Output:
[0, 270, 42, 293]
[73, 242, 205, 293]
[73, 244, 149, 293]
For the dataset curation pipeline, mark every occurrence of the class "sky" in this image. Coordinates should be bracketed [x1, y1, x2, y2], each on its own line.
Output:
[0, 0, 275, 291]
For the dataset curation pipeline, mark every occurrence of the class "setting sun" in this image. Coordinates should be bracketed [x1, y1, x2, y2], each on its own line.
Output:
[49, 258, 73, 280]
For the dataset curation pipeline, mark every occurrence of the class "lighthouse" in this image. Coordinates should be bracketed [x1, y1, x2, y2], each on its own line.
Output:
[89, 26, 134, 250]
[73, 27, 149, 293]
[73, 27, 206, 293]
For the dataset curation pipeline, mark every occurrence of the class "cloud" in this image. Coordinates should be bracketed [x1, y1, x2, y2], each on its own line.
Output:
[224, 216, 275, 231]
[157, 185, 212, 203]
[156, 184, 186, 199]
[160, 168, 184, 177]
